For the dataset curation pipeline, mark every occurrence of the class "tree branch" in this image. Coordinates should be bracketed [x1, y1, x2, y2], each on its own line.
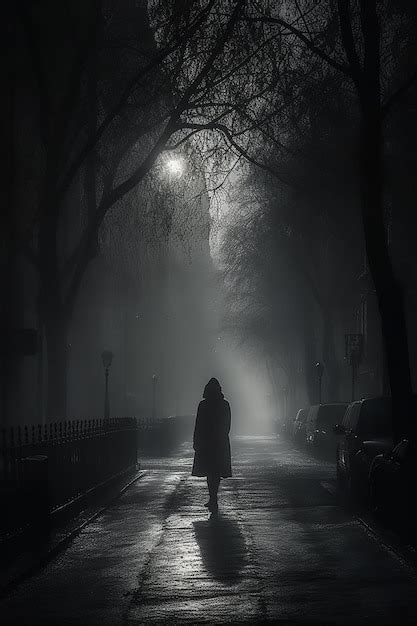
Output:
[178, 121, 299, 189]
[242, 13, 352, 77]
[383, 66, 417, 116]
[63, 117, 176, 313]
[55, 2, 101, 155]
[56, 0, 218, 200]
[17, 6, 49, 144]
[337, 0, 363, 90]
[64, 0, 245, 312]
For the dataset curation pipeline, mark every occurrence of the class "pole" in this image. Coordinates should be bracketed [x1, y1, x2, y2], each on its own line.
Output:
[152, 374, 157, 420]
[123, 310, 127, 415]
[101, 350, 113, 421]
[283, 386, 289, 420]
[316, 362, 324, 404]
[318, 374, 322, 404]
[104, 367, 109, 420]
[351, 357, 356, 402]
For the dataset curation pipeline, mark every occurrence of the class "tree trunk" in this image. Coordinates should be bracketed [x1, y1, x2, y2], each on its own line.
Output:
[287, 367, 298, 418]
[360, 110, 412, 441]
[39, 182, 68, 420]
[44, 315, 68, 420]
[359, 1, 412, 442]
[1, 11, 17, 426]
[301, 319, 317, 405]
[85, 39, 99, 258]
[321, 308, 340, 402]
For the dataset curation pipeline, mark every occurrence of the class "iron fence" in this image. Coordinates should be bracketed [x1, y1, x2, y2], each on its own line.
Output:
[1, 418, 138, 534]
[135, 415, 194, 453]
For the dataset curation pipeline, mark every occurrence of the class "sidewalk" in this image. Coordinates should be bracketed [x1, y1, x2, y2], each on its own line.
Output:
[1, 437, 417, 625]
[0, 469, 145, 596]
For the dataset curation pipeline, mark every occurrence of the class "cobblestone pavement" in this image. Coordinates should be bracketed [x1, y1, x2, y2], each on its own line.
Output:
[1, 436, 417, 625]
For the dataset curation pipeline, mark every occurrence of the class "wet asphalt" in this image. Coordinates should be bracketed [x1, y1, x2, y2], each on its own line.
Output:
[1, 436, 417, 625]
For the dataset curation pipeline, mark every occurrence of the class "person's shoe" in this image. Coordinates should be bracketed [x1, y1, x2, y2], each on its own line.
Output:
[208, 500, 218, 513]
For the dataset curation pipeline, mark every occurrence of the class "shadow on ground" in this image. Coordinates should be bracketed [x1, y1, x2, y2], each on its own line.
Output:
[193, 515, 247, 584]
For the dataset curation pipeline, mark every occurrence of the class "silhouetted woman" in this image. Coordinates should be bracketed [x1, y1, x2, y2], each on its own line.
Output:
[192, 378, 232, 513]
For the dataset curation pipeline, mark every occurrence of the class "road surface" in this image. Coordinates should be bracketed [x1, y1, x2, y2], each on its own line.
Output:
[1, 436, 416, 624]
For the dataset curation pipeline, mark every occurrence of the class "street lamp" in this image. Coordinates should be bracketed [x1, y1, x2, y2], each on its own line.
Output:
[315, 362, 324, 404]
[165, 156, 185, 178]
[152, 374, 158, 420]
[101, 350, 113, 420]
[282, 386, 288, 420]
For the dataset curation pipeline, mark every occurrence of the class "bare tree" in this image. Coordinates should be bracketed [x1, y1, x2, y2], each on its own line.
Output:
[247, 0, 417, 439]
[173, 1, 417, 438]
[8, 1, 417, 432]
[11, 0, 245, 418]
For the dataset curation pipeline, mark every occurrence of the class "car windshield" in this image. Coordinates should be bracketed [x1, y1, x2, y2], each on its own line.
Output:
[359, 399, 392, 437]
[317, 405, 347, 427]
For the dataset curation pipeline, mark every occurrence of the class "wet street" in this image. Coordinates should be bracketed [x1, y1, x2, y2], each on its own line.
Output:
[1, 436, 417, 625]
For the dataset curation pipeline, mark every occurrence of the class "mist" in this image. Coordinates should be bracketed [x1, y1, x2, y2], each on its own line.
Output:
[2, 2, 417, 624]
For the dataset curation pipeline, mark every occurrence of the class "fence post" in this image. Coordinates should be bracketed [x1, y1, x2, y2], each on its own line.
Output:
[21, 454, 49, 531]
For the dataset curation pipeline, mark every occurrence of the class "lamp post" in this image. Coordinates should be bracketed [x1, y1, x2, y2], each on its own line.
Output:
[282, 386, 288, 420]
[316, 361, 324, 404]
[152, 374, 158, 420]
[101, 350, 113, 420]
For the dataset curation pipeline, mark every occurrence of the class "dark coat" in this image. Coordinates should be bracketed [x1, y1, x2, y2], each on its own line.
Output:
[192, 396, 232, 477]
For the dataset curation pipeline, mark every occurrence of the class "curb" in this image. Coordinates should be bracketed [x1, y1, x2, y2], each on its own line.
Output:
[320, 479, 417, 575]
[0, 470, 147, 599]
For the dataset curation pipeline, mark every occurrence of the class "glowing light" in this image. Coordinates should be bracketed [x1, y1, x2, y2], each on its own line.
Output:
[166, 157, 184, 177]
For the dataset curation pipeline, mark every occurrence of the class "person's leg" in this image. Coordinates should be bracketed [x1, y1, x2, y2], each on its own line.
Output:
[207, 474, 221, 509]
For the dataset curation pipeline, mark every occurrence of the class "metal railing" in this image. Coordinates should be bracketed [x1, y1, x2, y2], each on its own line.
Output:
[135, 415, 194, 453]
[1, 418, 138, 533]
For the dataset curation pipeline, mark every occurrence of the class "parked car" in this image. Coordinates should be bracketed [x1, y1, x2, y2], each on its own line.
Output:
[306, 403, 348, 457]
[334, 397, 393, 500]
[368, 438, 417, 530]
[292, 408, 309, 446]
[274, 417, 291, 438]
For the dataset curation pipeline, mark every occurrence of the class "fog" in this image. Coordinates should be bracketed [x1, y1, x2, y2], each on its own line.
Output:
[2, 0, 417, 443]
[3, 4, 417, 623]
[66, 162, 278, 435]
